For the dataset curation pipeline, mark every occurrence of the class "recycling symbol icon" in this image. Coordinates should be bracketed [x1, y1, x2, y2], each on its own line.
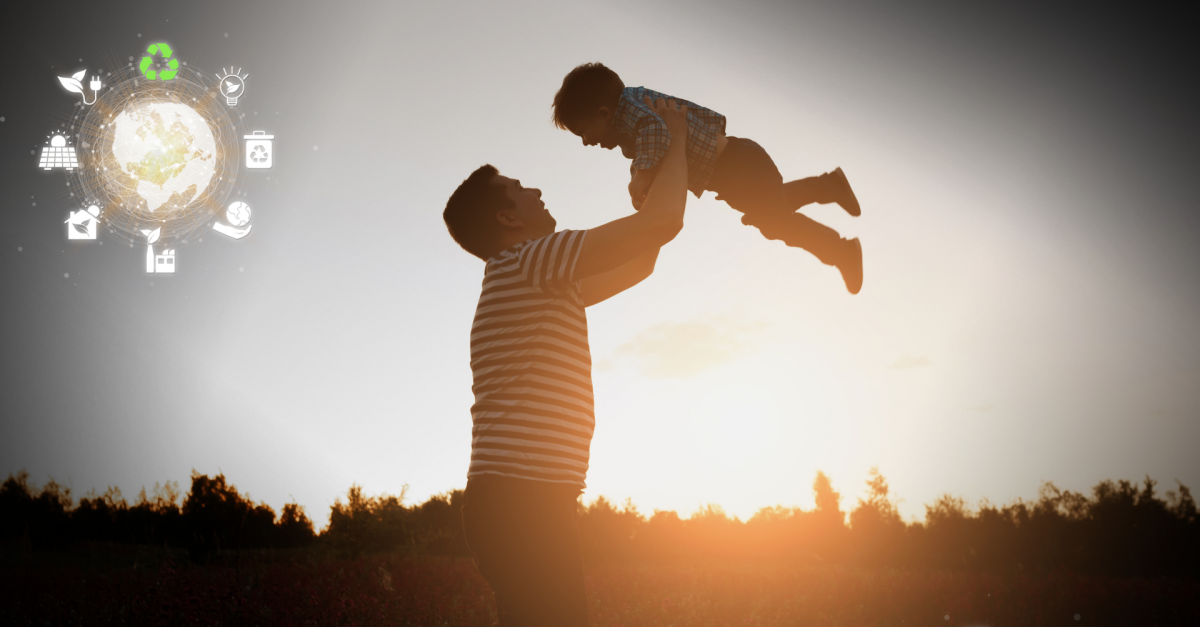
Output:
[251, 144, 269, 163]
[139, 42, 179, 81]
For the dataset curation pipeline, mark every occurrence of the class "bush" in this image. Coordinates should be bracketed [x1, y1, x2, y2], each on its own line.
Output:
[324, 484, 412, 557]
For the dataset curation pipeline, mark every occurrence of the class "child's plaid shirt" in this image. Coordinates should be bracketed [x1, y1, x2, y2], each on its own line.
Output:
[613, 86, 727, 197]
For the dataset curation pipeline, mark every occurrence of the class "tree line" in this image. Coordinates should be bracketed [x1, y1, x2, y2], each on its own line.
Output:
[1, 468, 1196, 576]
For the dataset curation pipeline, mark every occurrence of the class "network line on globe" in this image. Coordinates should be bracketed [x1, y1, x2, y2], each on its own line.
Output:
[41, 40, 279, 276]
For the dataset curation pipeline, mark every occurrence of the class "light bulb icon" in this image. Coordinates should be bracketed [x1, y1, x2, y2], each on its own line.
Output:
[215, 67, 248, 106]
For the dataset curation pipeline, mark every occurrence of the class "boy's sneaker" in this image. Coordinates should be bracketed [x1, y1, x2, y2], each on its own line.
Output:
[831, 167, 861, 217]
[837, 237, 863, 294]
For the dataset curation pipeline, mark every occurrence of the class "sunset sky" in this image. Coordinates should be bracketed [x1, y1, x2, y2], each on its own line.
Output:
[2, 1, 1197, 529]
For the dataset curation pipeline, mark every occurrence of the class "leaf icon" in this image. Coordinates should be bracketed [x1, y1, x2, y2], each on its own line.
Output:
[72, 69, 87, 81]
[73, 221, 90, 235]
[58, 76, 84, 94]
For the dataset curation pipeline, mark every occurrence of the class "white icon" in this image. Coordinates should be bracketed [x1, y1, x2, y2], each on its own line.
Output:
[65, 205, 102, 240]
[245, 131, 274, 168]
[215, 67, 248, 106]
[39, 134, 79, 170]
[155, 249, 177, 273]
[214, 201, 253, 239]
[140, 227, 175, 274]
[58, 69, 102, 105]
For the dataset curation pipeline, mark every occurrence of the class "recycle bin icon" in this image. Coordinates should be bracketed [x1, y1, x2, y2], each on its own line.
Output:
[244, 131, 274, 169]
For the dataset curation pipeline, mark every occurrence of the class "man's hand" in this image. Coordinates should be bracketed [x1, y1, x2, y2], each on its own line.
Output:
[629, 97, 687, 209]
[572, 97, 690, 286]
[646, 95, 688, 144]
[628, 168, 656, 210]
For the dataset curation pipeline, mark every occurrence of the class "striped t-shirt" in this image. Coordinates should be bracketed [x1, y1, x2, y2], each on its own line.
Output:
[468, 229, 593, 488]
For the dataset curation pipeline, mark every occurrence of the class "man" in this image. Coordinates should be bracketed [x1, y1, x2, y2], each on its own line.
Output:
[441, 98, 690, 626]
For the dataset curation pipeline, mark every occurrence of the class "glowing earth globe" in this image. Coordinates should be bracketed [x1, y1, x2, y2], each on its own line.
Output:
[111, 101, 216, 213]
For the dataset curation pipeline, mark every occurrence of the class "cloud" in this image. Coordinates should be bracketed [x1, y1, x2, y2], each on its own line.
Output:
[888, 355, 930, 370]
[613, 318, 765, 378]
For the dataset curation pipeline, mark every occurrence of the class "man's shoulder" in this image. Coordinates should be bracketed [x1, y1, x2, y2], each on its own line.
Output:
[487, 230, 584, 266]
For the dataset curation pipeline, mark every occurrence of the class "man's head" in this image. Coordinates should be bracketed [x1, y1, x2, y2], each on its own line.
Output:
[444, 165, 556, 261]
[552, 62, 625, 150]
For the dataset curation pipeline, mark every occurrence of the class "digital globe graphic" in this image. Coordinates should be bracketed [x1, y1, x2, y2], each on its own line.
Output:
[111, 101, 217, 213]
[42, 41, 276, 276]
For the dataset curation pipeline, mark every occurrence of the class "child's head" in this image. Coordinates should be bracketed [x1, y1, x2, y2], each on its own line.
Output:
[552, 62, 625, 150]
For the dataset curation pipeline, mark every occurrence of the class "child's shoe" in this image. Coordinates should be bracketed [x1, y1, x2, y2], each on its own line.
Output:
[830, 167, 861, 217]
[837, 237, 863, 294]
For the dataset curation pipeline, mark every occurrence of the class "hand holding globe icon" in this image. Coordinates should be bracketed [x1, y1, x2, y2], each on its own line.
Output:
[227, 201, 251, 226]
[214, 201, 253, 239]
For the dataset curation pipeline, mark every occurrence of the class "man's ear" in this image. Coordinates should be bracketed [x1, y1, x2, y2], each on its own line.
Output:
[597, 106, 611, 122]
[495, 209, 523, 229]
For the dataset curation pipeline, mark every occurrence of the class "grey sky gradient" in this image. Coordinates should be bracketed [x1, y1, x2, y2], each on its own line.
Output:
[2, 0, 1197, 528]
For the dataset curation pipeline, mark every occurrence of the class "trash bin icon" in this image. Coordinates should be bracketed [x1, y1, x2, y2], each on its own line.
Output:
[245, 131, 274, 169]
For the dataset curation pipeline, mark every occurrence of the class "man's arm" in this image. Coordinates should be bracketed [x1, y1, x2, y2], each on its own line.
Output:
[628, 166, 658, 210]
[629, 96, 670, 172]
[580, 248, 658, 307]
[573, 98, 689, 283]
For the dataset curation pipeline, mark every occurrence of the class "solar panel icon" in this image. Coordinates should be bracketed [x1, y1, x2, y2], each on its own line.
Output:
[39, 135, 79, 171]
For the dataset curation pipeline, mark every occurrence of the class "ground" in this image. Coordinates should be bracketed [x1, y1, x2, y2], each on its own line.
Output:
[1, 546, 1195, 626]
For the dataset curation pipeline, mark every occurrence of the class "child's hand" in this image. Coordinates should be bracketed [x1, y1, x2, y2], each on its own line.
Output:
[629, 168, 657, 210]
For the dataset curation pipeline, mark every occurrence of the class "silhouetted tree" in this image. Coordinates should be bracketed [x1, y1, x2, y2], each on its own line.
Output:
[409, 489, 468, 556]
[182, 471, 272, 562]
[811, 471, 847, 560]
[323, 484, 412, 557]
[3, 466, 1197, 577]
[849, 466, 905, 567]
[0, 472, 72, 550]
[275, 502, 317, 549]
[72, 486, 127, 544]
[577, 496, 643, 563]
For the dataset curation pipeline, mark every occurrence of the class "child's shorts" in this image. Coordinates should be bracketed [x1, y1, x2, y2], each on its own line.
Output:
[705, 136, 787, 220]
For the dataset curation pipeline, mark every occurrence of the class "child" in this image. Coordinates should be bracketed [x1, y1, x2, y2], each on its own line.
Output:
[552, 62, 864, 294]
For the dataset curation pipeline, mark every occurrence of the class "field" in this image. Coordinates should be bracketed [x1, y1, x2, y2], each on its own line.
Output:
[2, 546, 1196, 626]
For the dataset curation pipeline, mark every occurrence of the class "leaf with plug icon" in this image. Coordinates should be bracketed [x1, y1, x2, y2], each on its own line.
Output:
[58, 70, 88, 94]
[58, 76, 83, 94]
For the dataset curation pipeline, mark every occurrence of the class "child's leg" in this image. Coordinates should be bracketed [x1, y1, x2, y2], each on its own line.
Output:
[707, 138, 862, 293]
[782, 167, 860, 216]
[746, 211, 845, 266]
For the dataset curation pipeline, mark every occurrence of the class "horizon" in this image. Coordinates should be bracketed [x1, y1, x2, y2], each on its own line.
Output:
[5, 465, 1190, 531]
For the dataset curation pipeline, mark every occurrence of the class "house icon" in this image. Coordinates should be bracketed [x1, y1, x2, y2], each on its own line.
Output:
[65, 205, 101, 240]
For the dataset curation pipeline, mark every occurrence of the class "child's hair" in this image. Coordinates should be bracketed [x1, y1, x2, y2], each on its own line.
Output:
[443, 164, 514, 261]
[552, 62, 625, 131]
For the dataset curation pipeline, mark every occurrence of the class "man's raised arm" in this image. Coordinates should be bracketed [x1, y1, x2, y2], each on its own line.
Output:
[575, 98, 689, 304]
